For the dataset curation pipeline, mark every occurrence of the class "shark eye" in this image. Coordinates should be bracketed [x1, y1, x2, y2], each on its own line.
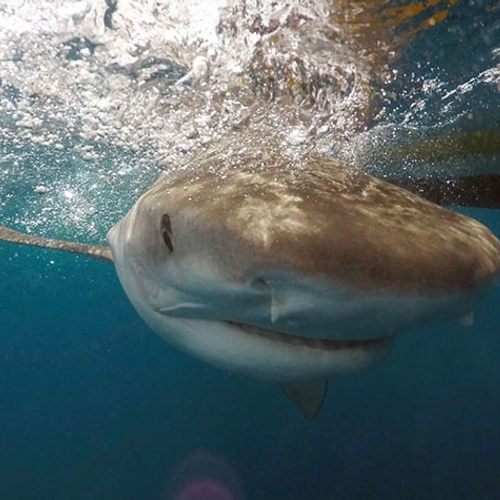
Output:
[160, 214, 173, 252]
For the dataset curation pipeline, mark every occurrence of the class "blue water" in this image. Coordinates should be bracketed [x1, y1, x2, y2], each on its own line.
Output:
[1, 210, 499, 500]
[2, 4, 500, 499]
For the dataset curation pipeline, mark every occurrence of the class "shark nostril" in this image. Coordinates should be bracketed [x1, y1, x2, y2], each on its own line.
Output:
[251, 277, 270, 292]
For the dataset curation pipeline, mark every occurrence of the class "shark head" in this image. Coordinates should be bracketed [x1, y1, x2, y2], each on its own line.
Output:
[106, 135, 500, 389]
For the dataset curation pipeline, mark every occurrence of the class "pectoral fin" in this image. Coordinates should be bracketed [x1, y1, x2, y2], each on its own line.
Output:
[0, 226, 113, 264]
[281, 379, 328, 421]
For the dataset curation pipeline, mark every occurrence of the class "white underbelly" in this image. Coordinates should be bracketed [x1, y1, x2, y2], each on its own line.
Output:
[142, 307, 391, 383]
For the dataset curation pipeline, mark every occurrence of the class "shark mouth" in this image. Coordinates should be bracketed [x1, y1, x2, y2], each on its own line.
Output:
[225, 321, 391, 351]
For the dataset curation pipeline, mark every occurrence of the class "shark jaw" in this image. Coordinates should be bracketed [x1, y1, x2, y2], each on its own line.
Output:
[132, 294, 393, 420]
[107, 233, 393, 421]
[118, 281, 393, 386]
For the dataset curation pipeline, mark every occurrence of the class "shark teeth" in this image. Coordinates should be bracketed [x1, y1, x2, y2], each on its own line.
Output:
[225, 321, 391, 351]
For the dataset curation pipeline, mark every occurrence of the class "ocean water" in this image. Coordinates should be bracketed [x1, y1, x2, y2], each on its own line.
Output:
[1, 209, 500, 500]
[1, 2, 500, 500]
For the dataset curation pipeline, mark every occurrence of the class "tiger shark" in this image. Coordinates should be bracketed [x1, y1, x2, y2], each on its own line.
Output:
[1, 132, 500, 419]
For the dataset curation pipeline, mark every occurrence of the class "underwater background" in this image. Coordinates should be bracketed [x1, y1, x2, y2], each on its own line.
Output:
[1, 1, 500, 499]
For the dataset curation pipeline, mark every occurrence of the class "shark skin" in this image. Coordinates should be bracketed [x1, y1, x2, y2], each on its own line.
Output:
[1, 133, 500, 419]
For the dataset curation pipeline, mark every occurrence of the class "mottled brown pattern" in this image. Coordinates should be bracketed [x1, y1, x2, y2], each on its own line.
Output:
[153, 130, 500, 292]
